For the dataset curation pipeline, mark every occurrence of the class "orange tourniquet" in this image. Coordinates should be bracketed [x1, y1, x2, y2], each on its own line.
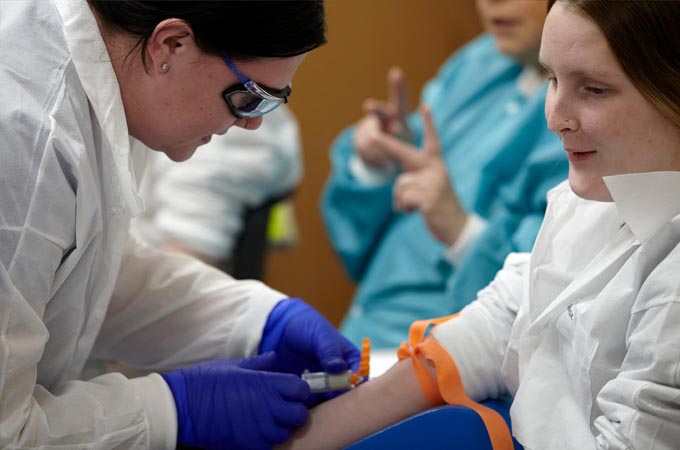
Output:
[397, 315, 514, 450]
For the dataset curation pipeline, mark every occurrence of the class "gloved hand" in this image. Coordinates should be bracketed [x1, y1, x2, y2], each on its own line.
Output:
[259, 298, 361, 376]
[161, 352, 310, 450]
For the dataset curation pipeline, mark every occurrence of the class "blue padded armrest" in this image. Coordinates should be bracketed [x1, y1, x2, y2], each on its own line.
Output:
[345, 398, 523, 450]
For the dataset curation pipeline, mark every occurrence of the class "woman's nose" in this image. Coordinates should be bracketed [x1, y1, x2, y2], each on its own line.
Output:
[545, 93, 576, 134]
[234, 116, 264, 131]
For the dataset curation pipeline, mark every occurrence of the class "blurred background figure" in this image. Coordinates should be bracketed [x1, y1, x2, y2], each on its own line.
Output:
[322, 0, 568, 348]
[133, 105, 301, 280]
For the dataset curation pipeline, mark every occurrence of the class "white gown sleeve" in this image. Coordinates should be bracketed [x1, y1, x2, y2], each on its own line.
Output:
[0, 256, 177, 450]
[432, 252, 529, 401]
[91, 232, 285, 370]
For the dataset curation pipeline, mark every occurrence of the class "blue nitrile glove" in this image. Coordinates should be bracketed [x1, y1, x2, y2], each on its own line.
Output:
[161, 352, 310, 450]
[259, 298, 361, 376]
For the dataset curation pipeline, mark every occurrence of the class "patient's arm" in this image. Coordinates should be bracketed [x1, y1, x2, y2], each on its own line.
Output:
[276, 358, 432, 450]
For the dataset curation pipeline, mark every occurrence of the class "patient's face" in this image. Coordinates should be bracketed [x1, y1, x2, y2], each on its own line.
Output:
[475, 0, 547, 62]
[540, 1, 680, 201]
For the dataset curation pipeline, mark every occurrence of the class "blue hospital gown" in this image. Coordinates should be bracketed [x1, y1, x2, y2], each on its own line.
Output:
[322, 34, 568, 348]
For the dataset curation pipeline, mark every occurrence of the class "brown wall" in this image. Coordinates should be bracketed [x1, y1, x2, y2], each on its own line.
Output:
[264, 0, 483, 326]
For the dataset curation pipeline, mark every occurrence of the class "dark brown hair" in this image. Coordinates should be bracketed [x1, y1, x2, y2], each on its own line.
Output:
[89, 1, 326, 67]
[548, 0, 680, 128]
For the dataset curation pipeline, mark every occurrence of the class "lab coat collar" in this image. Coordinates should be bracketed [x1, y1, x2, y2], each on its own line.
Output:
[604, 171, 680, 242]
[53, 0, 144, 216]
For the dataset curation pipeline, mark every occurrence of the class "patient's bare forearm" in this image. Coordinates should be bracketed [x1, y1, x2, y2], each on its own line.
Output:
[277, 359, 431, 450]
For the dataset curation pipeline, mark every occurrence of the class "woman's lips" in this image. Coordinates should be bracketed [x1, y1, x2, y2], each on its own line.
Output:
[566, 149, 596, 163]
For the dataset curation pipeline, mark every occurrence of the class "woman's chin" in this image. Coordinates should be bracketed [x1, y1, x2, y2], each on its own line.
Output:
[568, 177, 612, 202]
[161, 144, 199, 163]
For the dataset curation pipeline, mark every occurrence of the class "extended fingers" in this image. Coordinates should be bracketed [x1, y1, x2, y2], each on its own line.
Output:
[420, 106, 442, 157]
[354, 115, 395, 168]
[387, 66, 409, 117]
[377, 133, 423, 170]
[362, 98, 390, 118]
[393, 173, 423, 213]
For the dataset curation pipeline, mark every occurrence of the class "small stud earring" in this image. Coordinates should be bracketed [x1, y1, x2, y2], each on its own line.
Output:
[161, 62, 169, 72]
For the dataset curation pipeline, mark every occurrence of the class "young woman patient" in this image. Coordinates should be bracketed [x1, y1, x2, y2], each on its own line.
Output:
[278, 1, 680, 449]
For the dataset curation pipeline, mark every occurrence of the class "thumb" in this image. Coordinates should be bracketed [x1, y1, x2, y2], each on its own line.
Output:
[315, 333, 347, 374]
[239, 351, 277, 371]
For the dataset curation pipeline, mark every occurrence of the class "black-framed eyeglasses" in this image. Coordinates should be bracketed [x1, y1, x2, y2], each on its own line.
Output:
[220, 54, 292, 119]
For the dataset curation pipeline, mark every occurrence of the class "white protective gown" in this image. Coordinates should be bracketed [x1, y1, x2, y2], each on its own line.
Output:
[0, 0, 284, 448]
[433, 173, 680, 450]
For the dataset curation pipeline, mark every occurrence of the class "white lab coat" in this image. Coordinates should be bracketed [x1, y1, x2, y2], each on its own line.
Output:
[0, 0, 284, 448]
[133, 105, 302, 261]
[433, 173, 680, 450]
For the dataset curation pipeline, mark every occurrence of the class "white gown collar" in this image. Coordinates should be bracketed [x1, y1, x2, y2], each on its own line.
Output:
[604, 171, 680, 242]
[53, 0, 144, 215]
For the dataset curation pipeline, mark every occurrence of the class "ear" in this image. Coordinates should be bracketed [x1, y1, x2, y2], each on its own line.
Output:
[145, 18, 195, 74]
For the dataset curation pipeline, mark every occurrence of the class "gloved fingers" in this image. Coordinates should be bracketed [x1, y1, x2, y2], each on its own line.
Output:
[272, 400, 309, 428]
[317, 341, 348, 374]
[341, 336, 362, 372]
[260, 422, 295, 448]
[239, 437, 273, 450]
[236, 351, 276, 371]
[270, 372, 311, 402]
[315, 328, 360, 374]
[271, 350, 316, 376]
[304, 392, 325, 408]
[232, 419, 276, 450]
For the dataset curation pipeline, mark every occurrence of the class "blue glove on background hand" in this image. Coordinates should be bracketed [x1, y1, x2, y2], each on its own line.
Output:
[259, 298, 361, 376]
[161, 352, 310, 450]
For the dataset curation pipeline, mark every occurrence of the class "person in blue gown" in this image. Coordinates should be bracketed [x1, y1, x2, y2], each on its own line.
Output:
[322, 0, 568, 348]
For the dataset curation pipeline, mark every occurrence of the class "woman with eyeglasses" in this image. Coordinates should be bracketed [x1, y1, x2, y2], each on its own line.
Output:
[0, 1, 359, 449]
[280, 0, 680, 449]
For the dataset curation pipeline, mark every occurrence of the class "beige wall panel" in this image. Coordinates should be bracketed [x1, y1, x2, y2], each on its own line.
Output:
[265, 0, 483, 326]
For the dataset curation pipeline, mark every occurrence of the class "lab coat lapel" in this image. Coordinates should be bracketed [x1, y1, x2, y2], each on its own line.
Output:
[512, 224, 639, 450]
[521, 223, 638, 351]
[54, 0, 145, 217]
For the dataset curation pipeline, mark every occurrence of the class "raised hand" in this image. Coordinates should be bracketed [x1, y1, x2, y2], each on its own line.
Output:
[353, 67, 414, 169]
[374, 106, 468, 246]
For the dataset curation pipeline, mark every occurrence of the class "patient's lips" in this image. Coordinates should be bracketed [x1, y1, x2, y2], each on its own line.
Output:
[565, 147, 596, 163]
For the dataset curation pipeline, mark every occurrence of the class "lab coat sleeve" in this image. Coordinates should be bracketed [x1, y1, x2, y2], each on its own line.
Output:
[91, 232, 285, 370]
[0, 258, 177, 450]
[432, 252, 529, 401]
[593, 265, 680, 449]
